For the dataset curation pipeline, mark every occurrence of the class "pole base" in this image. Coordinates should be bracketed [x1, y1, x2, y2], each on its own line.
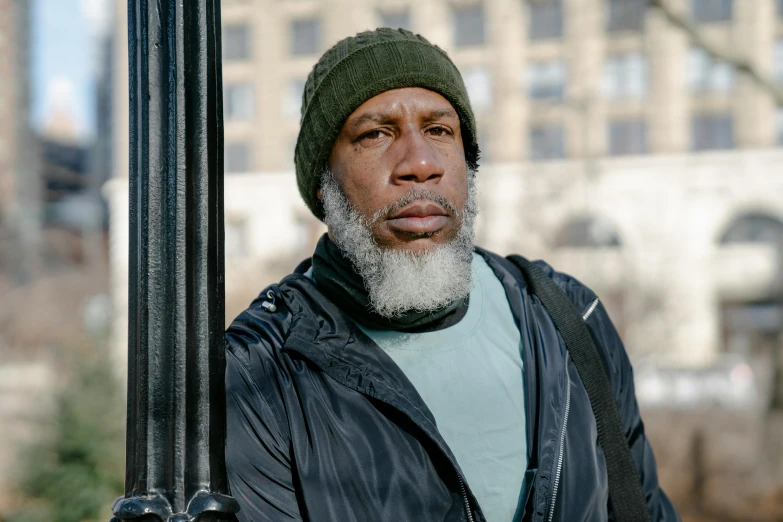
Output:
[112, 491, 239, 521]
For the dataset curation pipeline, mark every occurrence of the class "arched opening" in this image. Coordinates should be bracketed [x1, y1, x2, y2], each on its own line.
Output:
[718, 212, 783, 245]
[718, 212, 783, 409]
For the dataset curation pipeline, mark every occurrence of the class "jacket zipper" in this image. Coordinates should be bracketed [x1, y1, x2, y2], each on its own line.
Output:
[458, 475, 475, 522]
[547, 354, 571, 522]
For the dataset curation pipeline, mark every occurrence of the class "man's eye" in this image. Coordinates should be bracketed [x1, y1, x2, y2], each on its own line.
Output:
[360, 130, 384, 141]
[427, 126, 451, 137]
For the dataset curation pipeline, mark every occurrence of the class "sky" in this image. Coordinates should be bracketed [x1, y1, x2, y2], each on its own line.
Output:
[31, 0, 111, 141]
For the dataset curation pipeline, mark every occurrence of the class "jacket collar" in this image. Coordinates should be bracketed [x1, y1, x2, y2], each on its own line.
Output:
[279, 274, 441, 429]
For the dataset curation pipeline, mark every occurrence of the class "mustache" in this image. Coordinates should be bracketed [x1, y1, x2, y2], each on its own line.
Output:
[370, 187, 460, 225]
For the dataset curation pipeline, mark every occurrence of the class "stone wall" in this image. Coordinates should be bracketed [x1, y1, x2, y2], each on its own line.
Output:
[645, 408, 783, 521]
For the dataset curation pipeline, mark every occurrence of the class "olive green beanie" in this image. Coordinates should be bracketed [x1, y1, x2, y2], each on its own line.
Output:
[294, 27, 479, 221]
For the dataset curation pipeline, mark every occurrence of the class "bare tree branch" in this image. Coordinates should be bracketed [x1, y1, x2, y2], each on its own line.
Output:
[649, 0, 783, 106]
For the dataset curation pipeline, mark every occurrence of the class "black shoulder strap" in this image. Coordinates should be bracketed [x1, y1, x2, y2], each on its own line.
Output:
[507, 255, 652, 522]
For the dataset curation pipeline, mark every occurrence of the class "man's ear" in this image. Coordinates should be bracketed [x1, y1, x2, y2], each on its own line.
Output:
[316, 188, 322, 201]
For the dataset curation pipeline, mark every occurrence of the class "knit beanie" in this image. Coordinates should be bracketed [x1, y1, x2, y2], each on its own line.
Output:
[294, 28, 479, 221]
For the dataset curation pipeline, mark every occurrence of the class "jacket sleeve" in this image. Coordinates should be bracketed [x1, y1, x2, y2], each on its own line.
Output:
[585, 301, 681, 522]
[225, 347, 303, 522]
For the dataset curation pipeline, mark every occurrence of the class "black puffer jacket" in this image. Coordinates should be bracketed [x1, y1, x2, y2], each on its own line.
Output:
[225, 248, 680, 522]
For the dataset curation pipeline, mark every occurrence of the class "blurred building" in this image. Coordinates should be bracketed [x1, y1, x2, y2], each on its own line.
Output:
[0, 0, 41, 510]
[108, 0, 783, 370]
[0, 0, 30, 220]
[0, 0, 40, 284]
[211, 0, 783, 171]
[32, 25, 114, 267]
[39, 139, 97, 229]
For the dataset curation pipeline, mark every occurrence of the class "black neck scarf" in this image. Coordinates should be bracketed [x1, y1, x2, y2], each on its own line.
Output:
[310, 234, 468, 333]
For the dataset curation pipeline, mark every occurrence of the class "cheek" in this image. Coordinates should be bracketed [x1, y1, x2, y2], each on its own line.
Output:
[339, 164, 388, 216]
[449, 171, 470, 211]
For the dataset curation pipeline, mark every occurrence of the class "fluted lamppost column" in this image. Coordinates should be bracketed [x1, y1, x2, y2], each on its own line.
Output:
[112, 1, 238, 520]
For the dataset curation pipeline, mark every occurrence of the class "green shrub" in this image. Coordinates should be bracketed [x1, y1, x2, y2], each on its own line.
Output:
[9, 346, 124, 522]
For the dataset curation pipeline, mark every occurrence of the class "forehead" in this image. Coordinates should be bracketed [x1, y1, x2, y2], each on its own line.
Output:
[345, 87, 458, 123]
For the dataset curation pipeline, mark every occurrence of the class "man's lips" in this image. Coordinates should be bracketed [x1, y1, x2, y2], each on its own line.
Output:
[386, 200, 450, 234]
[389, 200, 448, 219]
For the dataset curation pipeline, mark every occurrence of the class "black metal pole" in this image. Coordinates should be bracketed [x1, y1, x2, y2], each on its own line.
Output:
[112, 1, 238, 521]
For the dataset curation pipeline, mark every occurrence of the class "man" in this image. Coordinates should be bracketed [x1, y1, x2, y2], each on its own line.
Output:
[225, 28, 678, 522]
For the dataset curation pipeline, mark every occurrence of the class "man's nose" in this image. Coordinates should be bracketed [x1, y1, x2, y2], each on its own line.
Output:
[390, 130, 445, 185]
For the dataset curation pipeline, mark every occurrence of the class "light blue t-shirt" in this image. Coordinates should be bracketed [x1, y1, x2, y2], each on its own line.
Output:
[354, 254, 528, 522]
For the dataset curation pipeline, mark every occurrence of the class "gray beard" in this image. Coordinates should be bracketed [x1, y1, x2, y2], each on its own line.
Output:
[319, 168, 479, 319]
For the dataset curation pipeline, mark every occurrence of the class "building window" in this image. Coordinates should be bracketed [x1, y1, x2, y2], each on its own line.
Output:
[688, 47, 734, 93]
[553, 215, 622, 248]
[223, 24, 251, 61]
[691, 113, 733, 150]
[606, 0, 646, 32]
[608, 119, 647, 155]
[529, 0, 563, 40]
[284, 78, 306, 120]
[691, 0, 732, 23]
[224, 83, 255, 121]
[530, 123, 565, 160]
[290, 17, 321, 56]
[453, 4, 486, 48]
[775, 39, 783, 83]
[526, 60, 566, 101]
[225, 143, 251, 173]
[463, 67, 492, 111]
[380, 9, 412, 30]
[603, 52, 648, 98]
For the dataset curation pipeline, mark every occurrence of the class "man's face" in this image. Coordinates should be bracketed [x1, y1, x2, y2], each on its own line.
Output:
[325, 87, 469, 254]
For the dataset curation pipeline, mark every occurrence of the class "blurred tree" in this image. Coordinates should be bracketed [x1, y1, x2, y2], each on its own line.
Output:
[7, 344, 124, 522]
[649, 0, 783, 106]
[524, 0, 783, 106]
